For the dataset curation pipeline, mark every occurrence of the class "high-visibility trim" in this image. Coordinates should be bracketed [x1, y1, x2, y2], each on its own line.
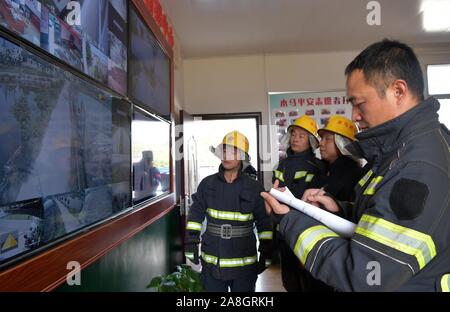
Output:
[185, 252, 194, 260]
[294, 171, 307, 180]
[441, 274, 450, 292]
[356, 214, 436, 270]
[358, 170, 373, 187]
[305, 174, 314, 182]
[201, 252, 257, 268]
[206, 208, 253, 221]
[186, 221, 202, 231]
[363, 176, 383, 195]
[274, 170, 284, 182]
[265, 259, 272, 267]
[258, 231, 273, 240]
[294, 225, 339, 265]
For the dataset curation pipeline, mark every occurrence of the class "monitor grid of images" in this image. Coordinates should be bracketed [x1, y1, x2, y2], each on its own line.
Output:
[0, 0, 128, 95]
[0, 34, 131, 267]
[130, 6, 170, 120]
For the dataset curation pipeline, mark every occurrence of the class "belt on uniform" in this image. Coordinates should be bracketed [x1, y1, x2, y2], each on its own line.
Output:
[207, 223, 254, 239]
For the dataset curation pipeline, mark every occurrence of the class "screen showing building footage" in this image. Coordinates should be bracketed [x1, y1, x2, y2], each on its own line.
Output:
[132, 109, 170, 204]
[130, 7, 170, 119]
[0, 0, 128, 95]
[0, 35, 131, 266]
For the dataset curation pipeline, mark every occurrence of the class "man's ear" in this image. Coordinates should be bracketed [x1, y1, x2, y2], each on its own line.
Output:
[391, 79, 408, 106]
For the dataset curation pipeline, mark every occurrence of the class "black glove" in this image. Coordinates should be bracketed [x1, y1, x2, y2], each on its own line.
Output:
[185, 243, 199, 265]
[257, 253, 272, 274]
[271, 213, 285, 225]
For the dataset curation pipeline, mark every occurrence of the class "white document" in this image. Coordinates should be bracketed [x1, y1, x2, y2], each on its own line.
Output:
[269, 188, 357, 238]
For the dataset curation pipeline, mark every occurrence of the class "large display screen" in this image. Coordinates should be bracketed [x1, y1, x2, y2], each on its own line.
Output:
[0, 0, 128, 95]
[132, 108, 170, 204]
[130, 6, 170, 119]
[0, 34, 131, 267]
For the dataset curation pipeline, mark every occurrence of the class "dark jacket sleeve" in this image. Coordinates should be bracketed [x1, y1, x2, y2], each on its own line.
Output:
[252, 183, 273, 253]
[185, 179, 208, 245]
[279, 161, 449, 291]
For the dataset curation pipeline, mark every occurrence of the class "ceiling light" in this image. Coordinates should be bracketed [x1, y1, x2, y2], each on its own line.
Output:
[421, 0, 450, 32]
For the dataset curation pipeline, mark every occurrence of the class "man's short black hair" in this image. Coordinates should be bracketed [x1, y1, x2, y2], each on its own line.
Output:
[345, 39, 424, 101]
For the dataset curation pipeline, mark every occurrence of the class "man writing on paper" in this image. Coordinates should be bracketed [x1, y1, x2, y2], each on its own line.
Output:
[261, 39, 450, 291]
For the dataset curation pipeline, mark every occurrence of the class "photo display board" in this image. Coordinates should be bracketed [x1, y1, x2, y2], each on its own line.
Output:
[269, 91, 352, 161]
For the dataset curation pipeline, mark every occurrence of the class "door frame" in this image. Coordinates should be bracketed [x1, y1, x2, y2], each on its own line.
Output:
[193, 112, 264, 185]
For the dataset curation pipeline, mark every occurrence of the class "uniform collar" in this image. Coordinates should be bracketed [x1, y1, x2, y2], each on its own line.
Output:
[217, 163, 243, 183]
[346, 97, 441, 165]
[286, 147, 314, 159]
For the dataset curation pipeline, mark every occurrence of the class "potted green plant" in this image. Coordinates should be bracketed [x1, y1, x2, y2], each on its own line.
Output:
[147, 265, 203, 292]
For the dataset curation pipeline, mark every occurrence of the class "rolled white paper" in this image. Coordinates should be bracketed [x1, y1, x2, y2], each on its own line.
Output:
[269, 188, 357, 238]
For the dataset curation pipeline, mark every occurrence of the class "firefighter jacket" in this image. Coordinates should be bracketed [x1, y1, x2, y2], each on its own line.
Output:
[324, 155, 364, 201]
[185, 165, 272, 280]
[273, 148, 326, 199]
[278, 97, 450, 291]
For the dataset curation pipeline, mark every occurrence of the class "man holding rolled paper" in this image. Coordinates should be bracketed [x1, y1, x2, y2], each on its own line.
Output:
[262, 39, 450, 292]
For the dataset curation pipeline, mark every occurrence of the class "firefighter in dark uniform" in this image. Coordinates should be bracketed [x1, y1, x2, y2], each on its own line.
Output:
[185, 130, 272, 292]
[262, 40, 450, 291]
[272, 115, 326, 292]
[318, 115, 364, 202]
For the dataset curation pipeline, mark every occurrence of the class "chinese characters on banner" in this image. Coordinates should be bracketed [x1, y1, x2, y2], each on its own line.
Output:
[143, 0, 174, 47]
[269, 91, 352, 161]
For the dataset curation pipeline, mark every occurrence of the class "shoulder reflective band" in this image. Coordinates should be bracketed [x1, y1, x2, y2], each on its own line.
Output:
[185, 252, 194, 260]
[305, 174, 314, 182]
[201, 252, 257, 268]
[356, 214, 436, 270]
[186, 221, 202, 231]
[294, 225, 339, 266]
[363, 176, 383, 195]
[206, 208, 253, 221]
[258, 231, 273, 240]
[294, 171, 307, 180]
[274, 170, 284, 182]
[358, 170, 373, 187]
[441, 274, 450, 292]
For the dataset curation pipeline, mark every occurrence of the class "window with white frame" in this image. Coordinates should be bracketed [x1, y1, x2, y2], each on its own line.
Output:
[427, 64, 450, 128]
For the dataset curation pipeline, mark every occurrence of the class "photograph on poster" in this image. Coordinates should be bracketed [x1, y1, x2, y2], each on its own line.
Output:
[305, 109, 315, 116]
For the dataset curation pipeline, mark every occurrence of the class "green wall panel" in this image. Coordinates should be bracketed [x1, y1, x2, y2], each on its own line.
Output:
[56, 207, 183, 292]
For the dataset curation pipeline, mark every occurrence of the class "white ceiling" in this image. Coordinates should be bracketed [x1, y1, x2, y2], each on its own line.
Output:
[162, 0, 450, 58]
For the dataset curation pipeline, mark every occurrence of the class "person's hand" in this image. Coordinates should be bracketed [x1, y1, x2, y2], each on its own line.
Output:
[302, 189, 339, 212]
[185, 243, 200, 265]
[260, 192, 290, 216]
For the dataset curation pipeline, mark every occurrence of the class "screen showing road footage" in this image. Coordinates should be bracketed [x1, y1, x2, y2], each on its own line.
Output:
[132, 109, 170, 204]
[130, 6, 170, 119]
[0, 0, 128, 95]
[0, 35, 131, 266]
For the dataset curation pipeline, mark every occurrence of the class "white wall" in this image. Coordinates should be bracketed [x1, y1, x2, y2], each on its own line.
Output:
[182, 48, 450, 188]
